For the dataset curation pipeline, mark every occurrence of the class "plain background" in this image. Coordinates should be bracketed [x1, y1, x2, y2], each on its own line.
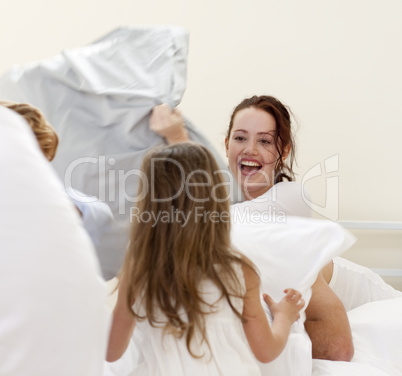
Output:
[1, 0, 401, 286]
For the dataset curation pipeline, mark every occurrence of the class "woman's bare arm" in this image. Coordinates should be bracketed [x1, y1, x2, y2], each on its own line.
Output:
[149, 103, 189, 144]
[304, 272, 354, 361]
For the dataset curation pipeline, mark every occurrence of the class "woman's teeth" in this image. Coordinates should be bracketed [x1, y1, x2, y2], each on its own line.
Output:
[241, 161, 261, 167]
[240, 161, 262, 173]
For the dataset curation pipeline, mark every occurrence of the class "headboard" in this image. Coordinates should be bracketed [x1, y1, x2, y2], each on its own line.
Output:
[338, 220, 402, 290]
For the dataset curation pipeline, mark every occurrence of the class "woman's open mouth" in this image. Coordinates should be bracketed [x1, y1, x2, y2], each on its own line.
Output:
[239, 159, 262, 175]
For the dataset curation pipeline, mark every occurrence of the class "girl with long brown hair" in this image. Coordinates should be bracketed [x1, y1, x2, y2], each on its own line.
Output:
[106, 142, 304, 375]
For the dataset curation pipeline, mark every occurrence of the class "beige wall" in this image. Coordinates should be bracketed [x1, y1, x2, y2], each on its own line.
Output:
[1, 0, 401, 286]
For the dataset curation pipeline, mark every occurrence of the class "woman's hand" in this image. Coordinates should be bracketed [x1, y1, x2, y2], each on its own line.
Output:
[149, 103, 189, 144]
[263, 288, 305, 325]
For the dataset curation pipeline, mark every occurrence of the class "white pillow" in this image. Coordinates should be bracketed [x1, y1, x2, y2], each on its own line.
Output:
[236, 181, 313, 218]
[230, 206, 355, 376]
[230, 211, 355, 306]
[0, 106, 110, 376]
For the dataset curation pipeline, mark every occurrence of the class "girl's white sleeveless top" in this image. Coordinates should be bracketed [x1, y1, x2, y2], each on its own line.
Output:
[128, 263, 261, 376]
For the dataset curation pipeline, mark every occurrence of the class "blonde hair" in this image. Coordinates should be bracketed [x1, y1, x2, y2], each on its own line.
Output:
[119, 142, 256, 357]
[0, 100, 59, 161]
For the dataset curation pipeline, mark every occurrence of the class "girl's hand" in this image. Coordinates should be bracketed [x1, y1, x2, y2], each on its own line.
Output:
[149, 103, 189, 144]
[263, 289, 305, 325]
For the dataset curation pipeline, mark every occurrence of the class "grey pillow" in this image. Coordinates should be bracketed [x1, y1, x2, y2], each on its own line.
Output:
[0, 26, 234, 279]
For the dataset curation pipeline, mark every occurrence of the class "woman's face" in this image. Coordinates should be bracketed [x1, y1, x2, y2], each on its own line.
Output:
[225, 107, 280, 200]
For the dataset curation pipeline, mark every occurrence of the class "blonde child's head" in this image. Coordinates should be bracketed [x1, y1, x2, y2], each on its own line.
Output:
[120, 142, 255, 357]
[0, 100, 59, 161]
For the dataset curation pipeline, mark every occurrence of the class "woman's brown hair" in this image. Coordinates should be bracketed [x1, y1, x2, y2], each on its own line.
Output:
[119, 142, 256, 357]
[227, 95, 296, 183]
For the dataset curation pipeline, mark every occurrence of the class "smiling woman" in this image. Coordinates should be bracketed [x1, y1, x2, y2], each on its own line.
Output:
[224, 96, 295, 200]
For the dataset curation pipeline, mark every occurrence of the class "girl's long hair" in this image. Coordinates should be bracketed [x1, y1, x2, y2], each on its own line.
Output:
[119, 142, 256, 357]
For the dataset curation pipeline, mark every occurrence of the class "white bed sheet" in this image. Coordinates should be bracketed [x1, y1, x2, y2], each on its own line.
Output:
[313, 297, 402, 376]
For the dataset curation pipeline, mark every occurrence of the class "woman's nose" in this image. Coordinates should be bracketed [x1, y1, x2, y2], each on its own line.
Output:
[243, 140, 258, 155]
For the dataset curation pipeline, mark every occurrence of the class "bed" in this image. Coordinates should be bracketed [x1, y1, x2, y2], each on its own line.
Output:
[1, 25, 401, 376]
[103, 215, 402, 376]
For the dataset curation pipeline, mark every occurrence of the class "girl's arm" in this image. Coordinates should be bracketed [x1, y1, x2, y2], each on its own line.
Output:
[106, 281, 136, 362]
[241, 265, 304, 363]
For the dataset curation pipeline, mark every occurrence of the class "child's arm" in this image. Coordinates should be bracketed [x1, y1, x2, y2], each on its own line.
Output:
[106, 281, 136, 362]
[241, 265, 304, 363]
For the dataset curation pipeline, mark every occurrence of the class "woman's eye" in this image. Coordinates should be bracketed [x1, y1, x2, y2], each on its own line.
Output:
[260, 139, 272, 144]
[234, 136, 245, 141]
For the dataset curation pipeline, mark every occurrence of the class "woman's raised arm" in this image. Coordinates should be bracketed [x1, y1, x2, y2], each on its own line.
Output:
[149, 103, 189, 144]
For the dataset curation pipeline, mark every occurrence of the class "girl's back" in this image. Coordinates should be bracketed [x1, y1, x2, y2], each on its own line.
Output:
[130, 263, 261, 376]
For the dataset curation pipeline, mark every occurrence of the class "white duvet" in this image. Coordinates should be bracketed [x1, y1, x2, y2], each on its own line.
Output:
[313, 297, 402, 376]
[105, 283, 402, 376]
